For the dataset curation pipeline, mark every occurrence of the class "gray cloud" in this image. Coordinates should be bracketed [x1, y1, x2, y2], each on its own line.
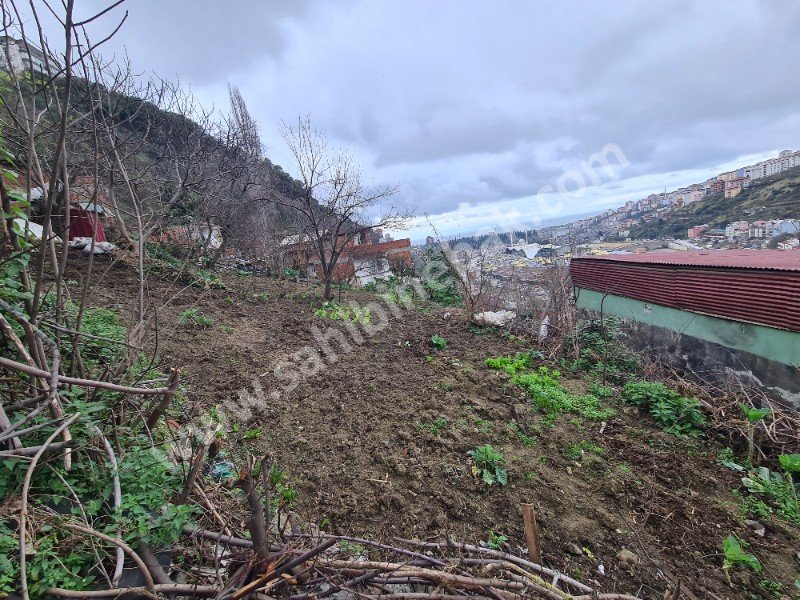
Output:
[30, 0, 800, 228]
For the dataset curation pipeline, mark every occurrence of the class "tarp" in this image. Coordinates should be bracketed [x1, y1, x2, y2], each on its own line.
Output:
[68, 206, 106, 242]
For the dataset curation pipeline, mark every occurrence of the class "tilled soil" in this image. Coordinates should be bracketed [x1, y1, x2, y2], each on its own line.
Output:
[73, 251, 799, 599]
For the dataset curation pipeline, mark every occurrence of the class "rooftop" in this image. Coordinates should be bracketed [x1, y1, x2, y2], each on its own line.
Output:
[572, 249, 800, 272]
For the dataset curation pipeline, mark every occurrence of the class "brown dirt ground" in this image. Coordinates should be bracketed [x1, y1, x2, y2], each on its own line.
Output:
[66, 250, 799, 599]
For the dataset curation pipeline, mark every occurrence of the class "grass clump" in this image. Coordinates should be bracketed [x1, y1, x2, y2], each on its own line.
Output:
[622, 381, 706, 437]
[178, 307, 214, 328]
[430, 334, 447, 350]
[419, 417, 448, 435]
[486, 356, 614, 422]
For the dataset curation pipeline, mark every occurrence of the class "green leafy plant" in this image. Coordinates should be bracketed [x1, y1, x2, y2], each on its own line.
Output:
[473, 416, 493, 434]
[486, 356, 614, 421]
[314, 301, 371, 323]
[430, 334, 447, 350]
[242, 428, 262, 440]
[778, 453, 800, 508]
[587, 383, 614, 398]
[193, 269, 228, 290]
[622, 381, 706, 437]
[178, 307, 214, 328]
[740, 465, 799, 525]
[268, 464, 299, 512]
[759, 579, 785, 598]
[778, 453, 800, 475]
[468, 445, 508, 486]
[253, 292, 269, 302]
[420, 417, 448, 435]
[485, 352, 531, 375]
[722, 535, 761, 573]
[740, 403, 772, 465]
[486, 530, 507, 549]
[517, 367, 614, 421]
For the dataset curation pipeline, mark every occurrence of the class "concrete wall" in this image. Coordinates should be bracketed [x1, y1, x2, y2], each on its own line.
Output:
[574, 287, 800, 409]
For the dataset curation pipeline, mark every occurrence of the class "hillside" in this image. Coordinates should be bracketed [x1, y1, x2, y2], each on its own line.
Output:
[0, 74, 309, 234]
[630, 166, 800, 239]
[37, 249, 797, 599]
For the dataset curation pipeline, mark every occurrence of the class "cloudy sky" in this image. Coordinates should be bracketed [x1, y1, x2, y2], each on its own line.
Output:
[25, 0, 800, 240]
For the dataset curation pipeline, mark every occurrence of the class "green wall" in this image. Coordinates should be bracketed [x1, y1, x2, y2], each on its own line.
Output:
[574, 287, 800, 367]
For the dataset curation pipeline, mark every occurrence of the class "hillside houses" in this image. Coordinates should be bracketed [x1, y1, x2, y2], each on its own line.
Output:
[548, 149, 800, 244]
[688, 218, 800, 245]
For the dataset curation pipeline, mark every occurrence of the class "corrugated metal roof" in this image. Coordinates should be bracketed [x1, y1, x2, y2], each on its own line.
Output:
[575, 249, 800, 271]
[570, 252, 800, 332]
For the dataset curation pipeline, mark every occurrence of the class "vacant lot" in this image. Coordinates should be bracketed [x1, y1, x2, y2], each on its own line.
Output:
[73, 251, 799, 599]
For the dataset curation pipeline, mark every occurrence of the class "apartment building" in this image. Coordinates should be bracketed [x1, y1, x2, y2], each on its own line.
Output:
[0, 37, 52, 74]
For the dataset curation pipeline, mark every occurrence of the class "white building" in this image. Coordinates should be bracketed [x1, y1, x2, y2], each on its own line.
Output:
[0, 37, 51, 74]
[744, 150, 800, 181]
[725, 221, 749, 241]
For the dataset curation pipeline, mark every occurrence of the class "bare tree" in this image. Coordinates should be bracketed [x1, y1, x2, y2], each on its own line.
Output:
[275, 115, 407, 300]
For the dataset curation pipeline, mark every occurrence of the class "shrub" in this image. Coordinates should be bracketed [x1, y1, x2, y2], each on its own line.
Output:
[569, 318, 639, 382]
[622, 381, 706, 437]
[468, 445, 508, 486]
[420, 249, 462, 306]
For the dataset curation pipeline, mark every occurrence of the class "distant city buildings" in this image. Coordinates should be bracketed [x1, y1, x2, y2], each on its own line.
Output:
[687, 219, 800, 244]
[550, 149, 800, 246]
[687, 225, 709, 239]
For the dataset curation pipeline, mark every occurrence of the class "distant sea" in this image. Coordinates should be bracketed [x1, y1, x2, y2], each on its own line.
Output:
[411, 209, 600, 245]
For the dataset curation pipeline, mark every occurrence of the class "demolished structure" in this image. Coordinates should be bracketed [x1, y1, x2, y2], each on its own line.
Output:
[280, 228, 412, 285]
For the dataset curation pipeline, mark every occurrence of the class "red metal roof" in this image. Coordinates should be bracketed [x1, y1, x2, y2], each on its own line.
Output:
[570, 251, 800, 332]
[577, 250, 800, 271]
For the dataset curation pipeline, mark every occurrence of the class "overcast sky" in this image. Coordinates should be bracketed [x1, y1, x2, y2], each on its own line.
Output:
[25, 0, 800, 240]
